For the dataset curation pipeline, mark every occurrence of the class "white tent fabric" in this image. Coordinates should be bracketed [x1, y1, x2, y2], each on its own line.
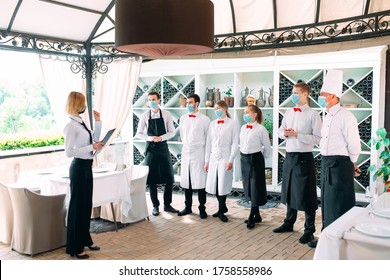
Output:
[1, 0, 389, 46]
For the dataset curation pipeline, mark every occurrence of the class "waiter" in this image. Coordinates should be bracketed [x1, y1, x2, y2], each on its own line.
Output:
[135, 91, 179, 216]
[309, 69, 361, 248]
[178, 94, 210, 219]
[273, 83, 322, 244]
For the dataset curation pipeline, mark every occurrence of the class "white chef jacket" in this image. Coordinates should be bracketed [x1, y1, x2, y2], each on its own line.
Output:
[205, 117, 239, 195]
[240, 122, 271, 158]
[320, 103, 361, 163]
[179, 111, 210, 189]
[278, 104, 322, 152]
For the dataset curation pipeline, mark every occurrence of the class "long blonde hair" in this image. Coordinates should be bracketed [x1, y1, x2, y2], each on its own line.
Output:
[65, 91, 86, 115]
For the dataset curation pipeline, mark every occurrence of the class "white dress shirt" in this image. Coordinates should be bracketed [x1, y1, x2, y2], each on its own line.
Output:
[278, 104, 322, 152]
[63, 115, 102, 159]
[239, 122, 271, 158]
[135, 108, 175, 141]
[320, 103, 361, 163]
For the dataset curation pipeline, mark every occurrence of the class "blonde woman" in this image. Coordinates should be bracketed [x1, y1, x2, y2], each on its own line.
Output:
[204, 100, 239, 222]
[64, 91, 103, 259]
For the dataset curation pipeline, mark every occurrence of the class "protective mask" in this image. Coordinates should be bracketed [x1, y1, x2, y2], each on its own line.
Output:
[79, 106, 86, 114]
[215, 109, 223, 118]
[291, 93, 300, 105]
[318, 96, 328, 108]
[243, 114, 252, 123]
[149, 101, 158, 109]
[187, 104, 195, 113]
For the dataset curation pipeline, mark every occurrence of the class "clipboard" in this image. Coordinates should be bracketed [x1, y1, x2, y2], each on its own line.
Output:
[93, 128, 116, 156]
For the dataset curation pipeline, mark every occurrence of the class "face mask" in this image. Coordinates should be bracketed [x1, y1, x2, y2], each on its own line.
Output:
[291, 93, 300, 105]
[79, 106, 86, 114]
[318, 96, 328, 108]
[187, 104, 195, 113]
[215, 109, 223, 118]
[149, 101, 158, 109]
[243, 114, 252, 123]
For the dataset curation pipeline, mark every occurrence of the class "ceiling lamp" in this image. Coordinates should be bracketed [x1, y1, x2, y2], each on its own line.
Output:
[115, 0, 214, 57]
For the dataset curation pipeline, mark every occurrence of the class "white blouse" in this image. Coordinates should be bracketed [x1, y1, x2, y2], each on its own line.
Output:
[239, 122, 271, 158]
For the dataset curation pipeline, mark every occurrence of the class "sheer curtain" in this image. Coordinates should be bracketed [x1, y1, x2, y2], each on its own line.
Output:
[39, 55, 85, 131]
[94, 57, 142, 160]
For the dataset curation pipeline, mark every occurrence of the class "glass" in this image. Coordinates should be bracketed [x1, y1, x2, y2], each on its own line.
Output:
[365, 185, 379, 217]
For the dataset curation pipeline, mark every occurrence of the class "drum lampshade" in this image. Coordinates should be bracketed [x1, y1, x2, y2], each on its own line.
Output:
[115, 0, 214, 57]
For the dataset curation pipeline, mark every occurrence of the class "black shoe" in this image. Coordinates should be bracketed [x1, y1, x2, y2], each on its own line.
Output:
[218, 213, 228, 222]
[246, 218, 255, 229]
[164, 205, 179, 213]
[273, 224, 293, 233]
[71, 252, 89, 259]
[244, 216, 262, 224]
[87, 245, 100, 251]
[299, 233, 314, 244]
[199, 210, 208, 219]
[308, 239, 318, 248]
[152, 206, 159, 216]
[178, 208, 192, 216]
[212, 211, 220, 217]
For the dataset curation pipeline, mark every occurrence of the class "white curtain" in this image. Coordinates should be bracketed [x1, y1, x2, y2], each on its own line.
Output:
[39, 55, 85, 131]
[94, 56, 142, 149]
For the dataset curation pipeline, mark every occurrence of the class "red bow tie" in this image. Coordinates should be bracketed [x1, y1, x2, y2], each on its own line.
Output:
[217, 120, 224, 124]
[293, 107, 302, 112]
[188, 114, 196, 118]
[246, 124, 253, 129]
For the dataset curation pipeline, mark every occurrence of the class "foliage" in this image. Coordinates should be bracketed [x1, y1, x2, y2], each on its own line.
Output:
[0, 134, 64, 151]
[368, 127, 390, 192]
[263, 114, 273, 135]
[225, 86, 233, 97]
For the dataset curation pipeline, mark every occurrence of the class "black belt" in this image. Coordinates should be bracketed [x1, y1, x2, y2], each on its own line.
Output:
[240, 151, 262, 157]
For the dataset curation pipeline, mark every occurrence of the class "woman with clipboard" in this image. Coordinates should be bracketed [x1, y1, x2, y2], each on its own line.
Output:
[63, 91, 103, 259]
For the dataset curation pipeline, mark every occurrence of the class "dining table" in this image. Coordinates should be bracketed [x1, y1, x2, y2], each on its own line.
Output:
[16, 166, 132, 231]
[313, 193, 390, 260]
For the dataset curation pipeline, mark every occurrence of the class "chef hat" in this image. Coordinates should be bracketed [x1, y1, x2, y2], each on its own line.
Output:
[320, 69, 343, 98]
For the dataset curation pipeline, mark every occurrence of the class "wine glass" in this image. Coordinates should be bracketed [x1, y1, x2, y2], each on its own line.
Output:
[365, 186, 379, 217]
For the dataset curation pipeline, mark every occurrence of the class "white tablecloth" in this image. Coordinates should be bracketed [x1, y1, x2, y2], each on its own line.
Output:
[314, 193, 390, 260]
[49, 170, 132, 215]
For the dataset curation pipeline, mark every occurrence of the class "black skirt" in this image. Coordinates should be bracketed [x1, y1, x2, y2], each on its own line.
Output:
[240, 151, 267, 207]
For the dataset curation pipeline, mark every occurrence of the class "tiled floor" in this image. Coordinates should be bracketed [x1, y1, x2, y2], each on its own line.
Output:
[0, 192, 319, 260]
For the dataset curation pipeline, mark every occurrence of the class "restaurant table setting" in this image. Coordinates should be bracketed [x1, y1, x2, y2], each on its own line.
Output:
[314, 193, 390, 260]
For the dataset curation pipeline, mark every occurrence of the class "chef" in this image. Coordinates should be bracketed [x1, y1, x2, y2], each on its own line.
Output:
[273, 82, 322, 244]
[178, 94, 210, 219]
[135, 91, 179, 216]
[204, 100, 239, 222]
[308, 69, 361, 248]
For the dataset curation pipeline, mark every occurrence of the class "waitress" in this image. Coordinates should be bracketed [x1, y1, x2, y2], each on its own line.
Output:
[204, 100, 239, 222]
[64, 91, 103, 259]
[240, 104, 271, 229]
[135, 91, 179, 216]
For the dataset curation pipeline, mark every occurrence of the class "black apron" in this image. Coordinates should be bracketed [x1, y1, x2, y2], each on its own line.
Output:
[144, 110, 174, 185]
[240, 151, 267, 207]
[281, 152, 318, 212]
[321, 155, 355, 228]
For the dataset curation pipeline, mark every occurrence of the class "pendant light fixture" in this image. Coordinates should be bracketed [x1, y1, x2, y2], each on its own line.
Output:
[115, 0, 214, 57]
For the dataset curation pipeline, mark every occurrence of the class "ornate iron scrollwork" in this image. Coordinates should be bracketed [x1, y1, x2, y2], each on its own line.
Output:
[66, 54, 114, 79]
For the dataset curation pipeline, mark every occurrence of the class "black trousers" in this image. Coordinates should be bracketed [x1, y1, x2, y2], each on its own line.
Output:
[215, 177, 227, 213]
[184, 172, 206, 211]
[66, 158, 94, 255]
[283, 205, 316, 234]
[149, 183, 173, 208]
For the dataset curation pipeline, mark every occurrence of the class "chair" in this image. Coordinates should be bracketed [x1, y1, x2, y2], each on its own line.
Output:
[0, 183, 13, 244]
[100, 165, 149, 224]
[8, 187, 67, 256]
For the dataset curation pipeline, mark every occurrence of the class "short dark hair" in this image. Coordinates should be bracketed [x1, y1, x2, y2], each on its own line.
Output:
[187, 93, 200, 104]
[148, 91, 160, 99]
